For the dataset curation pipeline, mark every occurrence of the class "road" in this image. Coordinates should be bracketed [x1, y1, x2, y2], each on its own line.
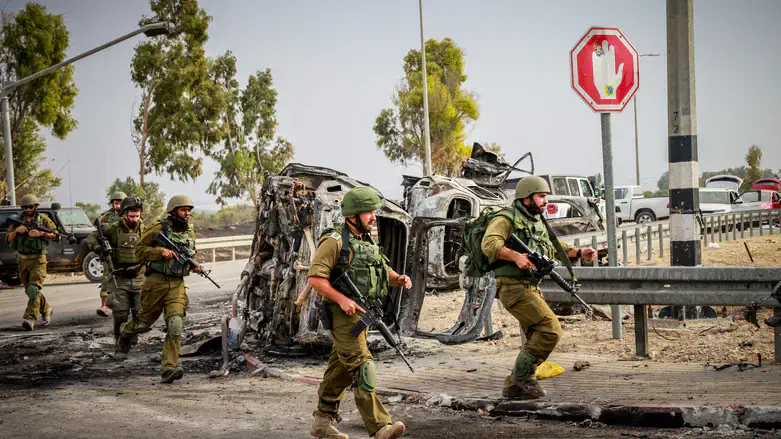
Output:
[0, 260, 244, 333]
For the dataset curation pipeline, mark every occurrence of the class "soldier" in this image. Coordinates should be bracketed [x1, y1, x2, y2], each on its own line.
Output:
[6, 194, 60, 331]
[95, 191, 128, 317]
[118, 195, 201, 384]
[307, 187, 410, 439]
[86, 197, 145, 351]
[481, 176, 596, 399]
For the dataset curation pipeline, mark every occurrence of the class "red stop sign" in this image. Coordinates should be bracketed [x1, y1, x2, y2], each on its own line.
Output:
[570, 27, 639, 112]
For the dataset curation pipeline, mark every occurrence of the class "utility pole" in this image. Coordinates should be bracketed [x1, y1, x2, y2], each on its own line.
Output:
[419, 0, 433, 177]
[667, 0, 701, 266]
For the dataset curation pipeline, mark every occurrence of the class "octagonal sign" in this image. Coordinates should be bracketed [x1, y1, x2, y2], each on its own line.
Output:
[570, 27, 639, 112]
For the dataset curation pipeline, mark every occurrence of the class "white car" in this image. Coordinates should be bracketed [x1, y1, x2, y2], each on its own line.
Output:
[699, 187, 742, 214]
[614, 185, 670, 224]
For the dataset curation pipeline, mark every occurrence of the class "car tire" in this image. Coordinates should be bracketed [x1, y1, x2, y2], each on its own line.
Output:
[83, 252, 104, 283]
[635, 210, 656, 224]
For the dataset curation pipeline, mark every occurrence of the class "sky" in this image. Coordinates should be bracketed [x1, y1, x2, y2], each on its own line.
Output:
[6, 0, 781, 211]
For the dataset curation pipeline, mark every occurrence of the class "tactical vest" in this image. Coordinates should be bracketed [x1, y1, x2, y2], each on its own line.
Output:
[99, 209, 121, 225]
[148, 217, 196, 277]
[110, 220, 143, 266]
[324, 224, 390, 301]
[9, 214, 52, 255]
[494, 201, 556, 280]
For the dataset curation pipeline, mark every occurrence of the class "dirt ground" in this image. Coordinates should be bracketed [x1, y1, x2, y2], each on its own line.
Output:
[418, 234, 780, 366]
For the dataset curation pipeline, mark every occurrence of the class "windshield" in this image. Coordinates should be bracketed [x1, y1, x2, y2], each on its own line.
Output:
[700, 192, 730, 204]
[58, 207, 93, 227]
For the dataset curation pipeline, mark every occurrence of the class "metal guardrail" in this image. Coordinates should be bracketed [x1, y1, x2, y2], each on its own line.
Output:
[542, 266, 781, 361]
[198, 235, 253, 263]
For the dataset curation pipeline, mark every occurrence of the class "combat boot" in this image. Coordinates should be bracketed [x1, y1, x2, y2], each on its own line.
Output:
[116, 335, 132, 354]
[160, 367, 184, 384]
[22, 319, 34, 331]
[502, 350, 546, 400]
[502, 378, 547, 400]
[41, 309, 53, 327]
[374, 421, 406, 439]
[310, 410, 349, 439]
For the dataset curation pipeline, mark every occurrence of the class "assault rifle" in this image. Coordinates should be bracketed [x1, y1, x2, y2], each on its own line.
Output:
[7, 217, 76, 244]
[95, 219, 118, 288]
[152, 232, 221, 289]
[507, 234, 593, 313]
[338, 274, 415, 373]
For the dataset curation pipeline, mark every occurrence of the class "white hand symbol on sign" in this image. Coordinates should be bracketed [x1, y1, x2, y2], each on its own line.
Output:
[592, 40, 624, 100]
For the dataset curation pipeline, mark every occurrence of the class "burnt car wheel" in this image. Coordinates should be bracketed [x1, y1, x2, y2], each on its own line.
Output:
[83, 252, 104, 283]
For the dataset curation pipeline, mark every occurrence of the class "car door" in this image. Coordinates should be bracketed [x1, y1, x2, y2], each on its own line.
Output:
[38, 211, 65, 263]
[567, 178, 582, 197]
[551, 177, 569, 196]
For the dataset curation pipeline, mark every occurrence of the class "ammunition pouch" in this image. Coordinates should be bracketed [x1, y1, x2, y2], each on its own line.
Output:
[316, 299, 332, 330]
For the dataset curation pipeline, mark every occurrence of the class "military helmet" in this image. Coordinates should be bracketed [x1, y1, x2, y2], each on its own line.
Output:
[120, 197, 144, 215]
[514, 176, 551, 199]
[19, 194, 40, 207]
[341, 187, 383, 217]
[110, 191, 128, 202]
[166, 195, 194, 213]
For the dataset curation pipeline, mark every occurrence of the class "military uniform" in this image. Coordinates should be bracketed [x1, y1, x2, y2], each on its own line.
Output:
[86, 218, 145, 342]
[95, 206, 123, 306]
[6, 199, 59, 329]
[308, 187, 406, 439]
[120, 196, 196, 382]
[481, 176, 575, 399]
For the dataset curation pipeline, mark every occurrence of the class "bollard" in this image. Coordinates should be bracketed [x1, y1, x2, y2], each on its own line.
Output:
[760, 212, 764, 236]
[212, 248, 217, 263]
[658, 223, 664, 259]
[591, 235, 598, 267]
[634, 304, 649, 357]
[647, 225, 653, 261]
[740, 212, 745, 239]
[635, 227, 641, 266]
[732, 214, 737, 240]
[703, 219, 709, 246]
[622, 230, 628, 266]
[710, 216, 716, 243]
[718, 215, 723, 242]
[750, 213, 754, 237]
[769, 211, 774, 236]
[231, 247, 236, 260]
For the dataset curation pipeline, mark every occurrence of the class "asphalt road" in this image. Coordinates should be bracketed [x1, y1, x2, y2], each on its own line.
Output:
[0, 260, 245, 333]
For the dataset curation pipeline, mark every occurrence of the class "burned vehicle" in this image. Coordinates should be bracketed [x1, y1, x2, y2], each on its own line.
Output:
[232, 164, 410, 351]
[402, 143, 606, 291]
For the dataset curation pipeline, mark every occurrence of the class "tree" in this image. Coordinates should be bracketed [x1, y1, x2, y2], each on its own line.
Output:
[76, 202, 102, 222]
[374, 38, 479, 177]
[130, 0, 228, 186]
[657, 171, 669, 191]
[743, 145, 763, 191]
[206, 53, 294, 207]
[0, 3, 77, 200]
[107, 177, 166, 224]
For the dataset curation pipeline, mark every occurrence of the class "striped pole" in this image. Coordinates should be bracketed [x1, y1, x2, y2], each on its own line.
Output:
[667, 0, 701, 266]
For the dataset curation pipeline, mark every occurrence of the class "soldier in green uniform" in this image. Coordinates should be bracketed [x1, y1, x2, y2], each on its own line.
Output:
[95, 191, 127, 317]
[118, 195, 201, 384]
[5, 194, 60, 331]
[86, 197, 145, 350]
[481, 176, 596, 400]
[308, 187, 410, 439]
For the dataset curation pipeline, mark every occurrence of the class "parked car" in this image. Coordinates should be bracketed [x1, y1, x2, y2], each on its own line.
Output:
[503, 173, 605, 218]
[699, 188, 742, 214]
[613, 185, 670, 224]
[736, 189, 781, 211]
[752, 178, 781, 192]
[0, 203, 96, 286]
[705, 175, 743, 191]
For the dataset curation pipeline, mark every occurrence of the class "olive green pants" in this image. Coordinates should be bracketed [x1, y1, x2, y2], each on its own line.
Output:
[496, 277, 562, 393]
[108, 275, 143, 340]
[19, 254, 51, 321]
[317, 305, 392, 436]
[99, 262, 110, 299]
[121, 273, 188, 371]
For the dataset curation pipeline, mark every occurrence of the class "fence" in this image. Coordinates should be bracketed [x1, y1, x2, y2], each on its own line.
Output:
[198, 235, 254, 263]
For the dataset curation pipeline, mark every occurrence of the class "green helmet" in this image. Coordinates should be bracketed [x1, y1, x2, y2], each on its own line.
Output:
[515, 176, 551, 199]
[166, 195, 194, 213]
[110, 191, 128, 202]
[341, 187, 382, 217]
[19, 194, 40, 207]
[120, 197, 144, 215]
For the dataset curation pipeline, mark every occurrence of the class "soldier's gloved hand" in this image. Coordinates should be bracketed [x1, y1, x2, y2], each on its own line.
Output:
[28, 229, 44, 238]
[338, 298, 366, 316]
[15, 225, 28, 234]
[161, 248, 176, 260]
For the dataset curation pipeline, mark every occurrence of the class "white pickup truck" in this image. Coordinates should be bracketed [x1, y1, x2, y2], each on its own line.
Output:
[614, 185, 670, 224]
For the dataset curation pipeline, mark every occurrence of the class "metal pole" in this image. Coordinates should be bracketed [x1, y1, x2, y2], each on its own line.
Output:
[600, 113, 621, 339]
[633, 97, 640, 186]
[634, 304, 649, 357]
[1, 96, 14, 205]
[658, 223, 664, 259]
[667, 0, 701, 266]
[635, 227, 641, 265]
[647, 225, 653, 261]
[622, 230, 628, 265]
[418, 0, 433, 177]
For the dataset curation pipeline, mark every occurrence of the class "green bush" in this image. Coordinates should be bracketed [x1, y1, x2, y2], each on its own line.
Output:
[191, 205, 256, 229]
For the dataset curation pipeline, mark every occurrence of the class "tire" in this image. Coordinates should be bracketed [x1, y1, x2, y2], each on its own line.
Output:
[82, 252, 104, 283]
[635, 210, 656, 224]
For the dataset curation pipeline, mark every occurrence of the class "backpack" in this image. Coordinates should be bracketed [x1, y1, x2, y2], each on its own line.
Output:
[458, 206, 511, 278]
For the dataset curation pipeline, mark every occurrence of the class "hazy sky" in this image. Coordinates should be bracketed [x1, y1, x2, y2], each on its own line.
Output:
[7, 0, 781, 210]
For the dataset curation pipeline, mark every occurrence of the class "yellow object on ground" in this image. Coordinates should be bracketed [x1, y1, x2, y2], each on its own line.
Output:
[535, 361, 565, 380]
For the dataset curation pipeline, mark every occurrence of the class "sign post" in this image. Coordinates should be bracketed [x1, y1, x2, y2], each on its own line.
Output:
[571, 27, 639, 341]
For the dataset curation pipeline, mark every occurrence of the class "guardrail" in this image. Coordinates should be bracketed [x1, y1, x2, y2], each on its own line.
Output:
[542, 266, 781, 361]
[561, 208, 781, 266]
[198, 235, 253, 263]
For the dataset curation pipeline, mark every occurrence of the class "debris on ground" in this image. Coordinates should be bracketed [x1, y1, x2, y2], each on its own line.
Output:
[573, 360, 591, 371]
